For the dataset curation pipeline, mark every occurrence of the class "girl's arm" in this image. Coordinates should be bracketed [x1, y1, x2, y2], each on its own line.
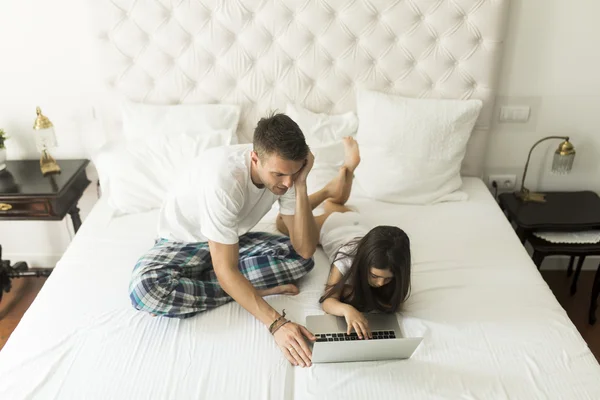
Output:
[321, 265, 372, 339]
[321, 265, 353, 317]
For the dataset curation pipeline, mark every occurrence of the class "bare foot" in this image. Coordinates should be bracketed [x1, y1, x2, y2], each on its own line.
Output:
[258, 284, 299, 297]
[342, 137, 361, 173]
[325, 167, 347, 201]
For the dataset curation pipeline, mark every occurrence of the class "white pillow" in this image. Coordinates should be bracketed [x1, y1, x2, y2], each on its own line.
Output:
[121, 101, 241, 144]
[285, 104, 358, 169]
[285, 104, 358, 200]
[93, 130, 232, 214]
[354, 89, 483, 204]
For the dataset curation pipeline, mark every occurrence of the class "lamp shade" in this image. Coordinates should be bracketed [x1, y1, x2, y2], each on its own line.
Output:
[551, 139, 575, 174]
[32, 106, 61, 175]
[33, 107, 57, 151]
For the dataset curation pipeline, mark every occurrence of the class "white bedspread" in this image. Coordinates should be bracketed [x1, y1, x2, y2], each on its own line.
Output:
[0, 178, 598, 399]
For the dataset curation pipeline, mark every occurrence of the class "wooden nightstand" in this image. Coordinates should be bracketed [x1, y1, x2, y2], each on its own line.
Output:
[0, 159, 90, 304]
[0, 159, 91, 232]
[498, 191, 600, 324]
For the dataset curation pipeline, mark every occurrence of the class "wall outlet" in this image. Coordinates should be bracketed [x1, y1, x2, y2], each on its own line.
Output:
[489, 174, 517, 190]
[499, 105, 530, 123]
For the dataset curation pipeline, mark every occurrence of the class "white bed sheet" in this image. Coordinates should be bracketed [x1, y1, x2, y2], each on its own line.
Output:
[0, 178, 599, 399]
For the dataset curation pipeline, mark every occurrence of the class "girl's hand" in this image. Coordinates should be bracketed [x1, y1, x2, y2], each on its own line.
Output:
[342, 306, 372, 339]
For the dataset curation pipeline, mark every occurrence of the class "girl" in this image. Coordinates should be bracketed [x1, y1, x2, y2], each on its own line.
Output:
[276, 137, 411, 340]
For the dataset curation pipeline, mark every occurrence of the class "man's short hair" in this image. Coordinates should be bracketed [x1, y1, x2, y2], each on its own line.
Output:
[253, 113, 309, 162]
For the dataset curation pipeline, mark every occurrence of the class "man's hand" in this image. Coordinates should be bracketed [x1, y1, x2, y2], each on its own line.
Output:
[294, 151, 315, 185]
[273, 321, 316, 367]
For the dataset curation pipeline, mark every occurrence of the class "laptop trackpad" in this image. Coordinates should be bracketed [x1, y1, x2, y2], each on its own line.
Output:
[306, 314, 347, 333]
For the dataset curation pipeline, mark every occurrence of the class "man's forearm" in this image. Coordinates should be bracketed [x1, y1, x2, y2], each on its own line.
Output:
[209, 241, 281, 327]
[291, 183, 319, 259]
[218, 268, 280, 326]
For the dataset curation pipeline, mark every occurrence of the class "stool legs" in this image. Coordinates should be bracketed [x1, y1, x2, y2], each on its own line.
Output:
[590, 263, 600, 325]
[570, 256, 586, 295]
[567, 256, 575, 276]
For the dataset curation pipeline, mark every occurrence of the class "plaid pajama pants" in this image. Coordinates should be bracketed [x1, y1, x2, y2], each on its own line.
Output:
[129, 232, 314, 318]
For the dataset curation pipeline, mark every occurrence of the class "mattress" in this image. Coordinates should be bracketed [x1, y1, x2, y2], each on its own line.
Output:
[0, 178, 598, 399]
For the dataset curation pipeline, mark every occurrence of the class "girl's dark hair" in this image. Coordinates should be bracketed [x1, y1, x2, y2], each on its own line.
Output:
[319, 226, 411, 313]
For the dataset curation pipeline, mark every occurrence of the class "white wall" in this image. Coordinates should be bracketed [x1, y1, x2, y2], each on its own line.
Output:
[0, 0, 105, 266]
[485, 0, 600, 193]
[0, 0, 598, 268]
[484, 0, 600, 271]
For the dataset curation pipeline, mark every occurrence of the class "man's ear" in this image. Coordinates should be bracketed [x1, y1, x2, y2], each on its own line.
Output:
[251, 151, 259, 165]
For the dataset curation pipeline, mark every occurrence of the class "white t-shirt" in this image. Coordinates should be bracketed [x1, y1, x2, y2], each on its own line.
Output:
[319, 211, 369, 276]
[157, 144, 296, 244]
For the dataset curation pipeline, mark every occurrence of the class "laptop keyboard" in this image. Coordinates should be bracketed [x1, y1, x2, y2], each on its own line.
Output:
[315, 330, 396, 342]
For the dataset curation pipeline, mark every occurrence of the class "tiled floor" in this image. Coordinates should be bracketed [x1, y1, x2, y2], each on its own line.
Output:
[0, 272, 598, 362]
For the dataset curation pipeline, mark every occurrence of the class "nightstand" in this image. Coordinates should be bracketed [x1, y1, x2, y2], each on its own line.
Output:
[498, 191, 600, 324]
[0, 159, 91, 304]
[0, 159, 91, 232]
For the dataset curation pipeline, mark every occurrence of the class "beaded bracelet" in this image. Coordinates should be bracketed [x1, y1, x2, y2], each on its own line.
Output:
[268, 309, 286, 334]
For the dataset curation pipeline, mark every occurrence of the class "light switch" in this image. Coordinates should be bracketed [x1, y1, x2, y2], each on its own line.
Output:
[499, 105, 530, 123]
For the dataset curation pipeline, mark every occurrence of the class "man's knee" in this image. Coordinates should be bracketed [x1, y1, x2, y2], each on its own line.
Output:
[128, 267, 172, 314]
[300, 256, 315, 273]
[129, 271, 156, 311]
[286, 245, 315, 277]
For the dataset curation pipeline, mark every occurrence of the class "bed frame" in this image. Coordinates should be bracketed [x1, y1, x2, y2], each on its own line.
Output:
[91, 0, 510, 177]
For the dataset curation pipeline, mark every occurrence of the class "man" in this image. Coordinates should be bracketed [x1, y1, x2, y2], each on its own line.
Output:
[129, 113, 326, 367]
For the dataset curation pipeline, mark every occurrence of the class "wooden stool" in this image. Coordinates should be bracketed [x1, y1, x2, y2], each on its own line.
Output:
[527, 235, 600, 325]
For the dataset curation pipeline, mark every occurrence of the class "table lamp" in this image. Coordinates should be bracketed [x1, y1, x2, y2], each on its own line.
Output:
[33, 107, 61, 176]
[516, 136, 575, 203]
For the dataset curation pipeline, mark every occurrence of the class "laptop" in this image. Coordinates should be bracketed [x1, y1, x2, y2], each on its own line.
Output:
[306, 313, 423, 363]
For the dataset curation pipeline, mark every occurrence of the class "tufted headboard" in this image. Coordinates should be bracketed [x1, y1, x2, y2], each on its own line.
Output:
[92, 0, 509, 177]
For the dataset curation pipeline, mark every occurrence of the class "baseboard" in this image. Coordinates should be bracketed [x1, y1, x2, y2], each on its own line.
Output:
[2, 253, 60, 269]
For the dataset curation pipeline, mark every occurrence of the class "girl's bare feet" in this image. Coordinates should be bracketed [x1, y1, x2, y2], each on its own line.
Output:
[325, 137, 360, 204]
[303, 137, 360, 215]
[324, 166, 347, 201]
[257, 284, 299, 297]
[342, 137, 361, 173]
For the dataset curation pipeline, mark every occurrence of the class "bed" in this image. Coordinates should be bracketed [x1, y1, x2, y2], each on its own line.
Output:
[1, 0, 600, 399]
[1, 179, 599, 399]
